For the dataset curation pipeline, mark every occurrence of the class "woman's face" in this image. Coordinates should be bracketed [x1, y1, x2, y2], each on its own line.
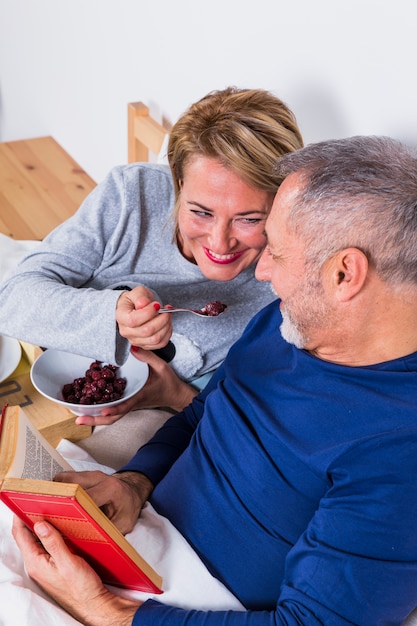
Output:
[177, 156, 274, 282]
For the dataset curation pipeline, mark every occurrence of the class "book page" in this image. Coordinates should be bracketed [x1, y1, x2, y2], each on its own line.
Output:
[5, 407, 73, 479]
[19, 425, 72, 480]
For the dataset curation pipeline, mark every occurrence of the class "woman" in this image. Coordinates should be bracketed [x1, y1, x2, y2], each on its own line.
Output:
[0, 87, 303, 422]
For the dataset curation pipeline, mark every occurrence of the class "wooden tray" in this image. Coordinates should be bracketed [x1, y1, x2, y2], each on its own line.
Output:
[0, 343, 91, 447]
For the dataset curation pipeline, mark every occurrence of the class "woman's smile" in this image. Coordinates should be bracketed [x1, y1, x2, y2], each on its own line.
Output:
[203, 247, 246, 264]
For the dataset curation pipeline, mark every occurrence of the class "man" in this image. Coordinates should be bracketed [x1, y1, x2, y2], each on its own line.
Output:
[13, 136, 417, 625]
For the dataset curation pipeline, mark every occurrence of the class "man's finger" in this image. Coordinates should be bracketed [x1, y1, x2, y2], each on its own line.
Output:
[12, 517, 46, 558]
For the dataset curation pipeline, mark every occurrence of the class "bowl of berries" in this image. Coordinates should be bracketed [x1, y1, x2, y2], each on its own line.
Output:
[30, 349, 149, 416]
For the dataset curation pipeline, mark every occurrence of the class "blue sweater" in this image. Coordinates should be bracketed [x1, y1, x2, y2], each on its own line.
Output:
[122, 301, 417, 625]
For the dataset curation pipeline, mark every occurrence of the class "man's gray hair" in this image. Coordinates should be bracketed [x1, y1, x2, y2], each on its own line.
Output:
[274, 136, 417, 286]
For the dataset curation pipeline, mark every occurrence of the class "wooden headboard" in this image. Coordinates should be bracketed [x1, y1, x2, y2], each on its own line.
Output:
[0, 103, 170, 240]
[127, 102, 170, 164]
[0, 137, 97, 240]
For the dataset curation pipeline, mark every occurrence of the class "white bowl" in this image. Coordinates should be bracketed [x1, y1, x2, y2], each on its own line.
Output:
[30, 349, 149, 416]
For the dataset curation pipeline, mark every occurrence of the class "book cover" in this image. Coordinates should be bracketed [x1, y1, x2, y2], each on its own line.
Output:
[0, 405, 163, 593]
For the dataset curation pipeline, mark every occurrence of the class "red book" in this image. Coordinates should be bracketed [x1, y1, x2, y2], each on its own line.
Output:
[0, 405, 162, 593]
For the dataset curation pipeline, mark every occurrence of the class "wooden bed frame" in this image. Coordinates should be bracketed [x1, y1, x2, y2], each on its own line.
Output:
[0, 102, 169, 241]
[127, 101, 169, 164]
[0, 138, 96, 241]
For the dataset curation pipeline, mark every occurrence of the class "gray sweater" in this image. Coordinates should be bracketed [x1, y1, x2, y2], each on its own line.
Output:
[0, 163, 275, 381]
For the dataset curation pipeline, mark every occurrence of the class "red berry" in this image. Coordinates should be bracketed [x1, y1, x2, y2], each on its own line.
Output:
[61, 362, 126, 405]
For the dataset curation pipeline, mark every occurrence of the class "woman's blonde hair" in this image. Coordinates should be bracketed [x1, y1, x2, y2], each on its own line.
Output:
[167, 86, 303, 236]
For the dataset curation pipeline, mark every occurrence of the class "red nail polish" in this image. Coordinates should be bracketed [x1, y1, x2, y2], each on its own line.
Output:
[131, 345, 140, 353]
[153, 302, 161, 311]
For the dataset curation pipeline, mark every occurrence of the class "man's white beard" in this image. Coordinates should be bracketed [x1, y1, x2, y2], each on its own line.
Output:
[269, 284, 307, 348]
[280, 309, 307, 348]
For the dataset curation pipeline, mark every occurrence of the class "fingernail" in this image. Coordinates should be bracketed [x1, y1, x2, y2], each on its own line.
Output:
[130, 345, 140, 353]
[34, 522, 49, 538]
[153, 302, 161, 311]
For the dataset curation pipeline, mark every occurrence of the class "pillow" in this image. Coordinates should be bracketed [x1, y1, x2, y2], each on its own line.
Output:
[0, 234, 40, 284]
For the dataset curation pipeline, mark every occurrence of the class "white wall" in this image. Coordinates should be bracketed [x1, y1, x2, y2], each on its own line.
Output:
[0, 0, 416, 183]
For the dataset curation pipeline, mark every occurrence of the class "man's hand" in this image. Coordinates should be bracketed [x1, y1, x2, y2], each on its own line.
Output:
[12, 517, 140, 626]
[54, 470, 153, 535]
[75, 349, 198, 426]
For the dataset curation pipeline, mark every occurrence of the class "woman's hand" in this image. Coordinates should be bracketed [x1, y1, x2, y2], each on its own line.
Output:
[75, 349, 198, 426]
[116, 286, 173, 350]
[12, 517, 140, 626]
[53, 470, 153, 535]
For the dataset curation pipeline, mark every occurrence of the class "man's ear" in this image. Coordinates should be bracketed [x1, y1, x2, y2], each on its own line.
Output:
[330, 248, 369, 302]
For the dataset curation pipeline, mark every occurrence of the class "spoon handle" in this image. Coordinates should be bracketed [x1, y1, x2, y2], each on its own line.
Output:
[159, 308, 193, 314]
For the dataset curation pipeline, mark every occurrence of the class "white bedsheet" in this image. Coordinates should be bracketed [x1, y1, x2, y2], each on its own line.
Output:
[0, 440, 244, 625]
[0, 233, 40, 284]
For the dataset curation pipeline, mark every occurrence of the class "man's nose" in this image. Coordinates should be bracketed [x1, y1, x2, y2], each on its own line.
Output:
[255, 248, 272, 281]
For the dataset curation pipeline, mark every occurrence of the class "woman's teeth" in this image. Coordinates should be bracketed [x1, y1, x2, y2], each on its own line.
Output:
[209, 250, 239, 260]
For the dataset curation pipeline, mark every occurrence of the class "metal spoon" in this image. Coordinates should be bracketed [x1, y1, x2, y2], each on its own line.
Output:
[158, 302, 227, 318]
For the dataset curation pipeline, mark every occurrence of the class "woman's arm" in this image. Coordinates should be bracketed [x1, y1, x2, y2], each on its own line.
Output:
[0, 167, 133, 363]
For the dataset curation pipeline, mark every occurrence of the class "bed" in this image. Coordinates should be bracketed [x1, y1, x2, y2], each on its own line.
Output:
[127, 101, 170, 165]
